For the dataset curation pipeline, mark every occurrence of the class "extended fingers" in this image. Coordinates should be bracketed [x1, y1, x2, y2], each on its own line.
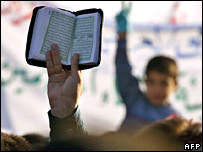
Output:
[71, 53, 80, 78]
[121, 1, 132, 15]
[51, 44, 62, 74]
[46, 44, 63, 76]
[46, 50, 55, 77]
[46, 44, 81, 79]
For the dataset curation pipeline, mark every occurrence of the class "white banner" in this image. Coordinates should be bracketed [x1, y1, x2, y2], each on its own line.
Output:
[1, 1, 202, 136]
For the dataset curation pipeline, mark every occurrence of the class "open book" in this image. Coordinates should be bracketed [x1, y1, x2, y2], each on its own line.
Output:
[26, 6, 103, 70]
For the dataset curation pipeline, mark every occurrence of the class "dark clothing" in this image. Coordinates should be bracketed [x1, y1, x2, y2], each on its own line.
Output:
[48, 107, 86, 143]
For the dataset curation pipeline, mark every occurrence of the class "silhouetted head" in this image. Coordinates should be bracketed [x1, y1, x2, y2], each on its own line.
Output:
[132, 117, 202, 151]
[22, 133, 49, 150]
[1, 132, 32, 151]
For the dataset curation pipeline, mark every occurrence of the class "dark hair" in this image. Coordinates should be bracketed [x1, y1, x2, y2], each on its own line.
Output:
[39, 135, 113, 151]
[132, 118, 202, 151]
[150, 118, 202, 143]
[22, 133, 49, 150]
[145, 55, 178, 80]
[1, 132, 33, 151]
[39, 134, 137, 151]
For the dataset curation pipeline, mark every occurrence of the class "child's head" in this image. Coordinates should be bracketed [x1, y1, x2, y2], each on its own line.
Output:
[144, 55, 178, 106]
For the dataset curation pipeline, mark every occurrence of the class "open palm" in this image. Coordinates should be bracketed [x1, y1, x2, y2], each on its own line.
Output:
[46, 44, 82, 118]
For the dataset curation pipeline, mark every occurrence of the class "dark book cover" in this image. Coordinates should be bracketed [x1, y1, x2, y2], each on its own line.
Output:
[25, 6, 103, 70]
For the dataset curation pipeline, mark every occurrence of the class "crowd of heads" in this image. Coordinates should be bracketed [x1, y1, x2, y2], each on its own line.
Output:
[1, 116, 202, 151]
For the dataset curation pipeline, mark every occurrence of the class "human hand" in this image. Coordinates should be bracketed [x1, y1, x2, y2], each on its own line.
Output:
[46, 44, 82, 118]
[115, 1, 132, 34]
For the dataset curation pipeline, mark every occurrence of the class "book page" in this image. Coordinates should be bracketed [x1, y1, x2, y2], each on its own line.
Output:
[29, 7, 76, 65]
[40, 9, 76, 63]
[29, 7, 50, 60]
[68, 13, 100, 64]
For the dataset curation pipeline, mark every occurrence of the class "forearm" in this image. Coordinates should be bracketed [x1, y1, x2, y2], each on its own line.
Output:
[48, 107, 87, 143]
[115, 32, 132, 74]
[115, 32, 142, 105]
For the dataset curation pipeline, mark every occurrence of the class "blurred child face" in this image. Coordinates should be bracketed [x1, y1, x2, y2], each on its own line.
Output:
[145, 70, 177, 106]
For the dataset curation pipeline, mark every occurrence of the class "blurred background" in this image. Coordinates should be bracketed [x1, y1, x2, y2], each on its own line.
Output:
[1, 1, 202, 137]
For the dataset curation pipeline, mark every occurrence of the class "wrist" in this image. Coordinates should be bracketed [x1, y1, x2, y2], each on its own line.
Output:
[118, 32, 127, 39]
[51, 108, 75, 118]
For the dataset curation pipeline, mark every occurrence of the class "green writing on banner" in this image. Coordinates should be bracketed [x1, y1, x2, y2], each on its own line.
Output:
[1, 61, 47, 94]
[1, 60, 202, 121]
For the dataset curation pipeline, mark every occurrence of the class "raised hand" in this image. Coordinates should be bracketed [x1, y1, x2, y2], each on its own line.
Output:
[115, 1, 132, 34]
[46, 44, 82, 118]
